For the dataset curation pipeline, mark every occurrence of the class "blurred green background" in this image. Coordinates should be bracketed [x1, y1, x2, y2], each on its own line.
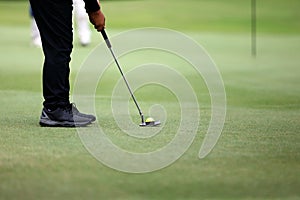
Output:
[0, 0, 299, 199]
[0, 0, 300, 33]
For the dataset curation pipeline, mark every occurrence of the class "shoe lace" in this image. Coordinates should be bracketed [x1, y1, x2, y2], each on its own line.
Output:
[63, 103, 73, 114]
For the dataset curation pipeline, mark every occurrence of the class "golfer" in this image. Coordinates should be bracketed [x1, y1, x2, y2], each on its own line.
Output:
[29, 0, 105, 127]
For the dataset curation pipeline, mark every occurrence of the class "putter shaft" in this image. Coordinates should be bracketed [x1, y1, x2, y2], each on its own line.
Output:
[101, 29, 145, 124]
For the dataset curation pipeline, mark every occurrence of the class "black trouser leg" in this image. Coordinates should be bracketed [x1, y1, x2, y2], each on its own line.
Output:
[29, 0, 73, 109]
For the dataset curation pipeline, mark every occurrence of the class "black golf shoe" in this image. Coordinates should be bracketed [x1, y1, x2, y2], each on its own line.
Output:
[39, 104, 95, 127]
[71, 103, 96, 122]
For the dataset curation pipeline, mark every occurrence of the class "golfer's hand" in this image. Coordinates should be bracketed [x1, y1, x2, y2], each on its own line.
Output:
[88, 9, 105, 31]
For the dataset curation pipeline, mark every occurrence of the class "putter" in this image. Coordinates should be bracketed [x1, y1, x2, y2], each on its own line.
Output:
[100, 29, 160, 127]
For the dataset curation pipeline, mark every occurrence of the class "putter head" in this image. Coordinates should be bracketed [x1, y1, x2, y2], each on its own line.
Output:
[139, 120, 161, 127]
[139, 117, 161, 127]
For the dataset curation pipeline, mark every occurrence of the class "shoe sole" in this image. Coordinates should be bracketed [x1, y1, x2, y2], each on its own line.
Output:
[39, 118, 92, 127]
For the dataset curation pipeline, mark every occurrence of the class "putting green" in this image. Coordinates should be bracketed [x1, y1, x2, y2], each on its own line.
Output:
[0, 0, 299, 199]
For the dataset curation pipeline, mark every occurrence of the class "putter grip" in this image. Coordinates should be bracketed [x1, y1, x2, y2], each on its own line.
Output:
[101, 29, 112, 48]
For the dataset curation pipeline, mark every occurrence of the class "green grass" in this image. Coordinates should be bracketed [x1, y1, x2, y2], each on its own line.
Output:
[1, 0, 300, 33]
[1, 0, 300, 199]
